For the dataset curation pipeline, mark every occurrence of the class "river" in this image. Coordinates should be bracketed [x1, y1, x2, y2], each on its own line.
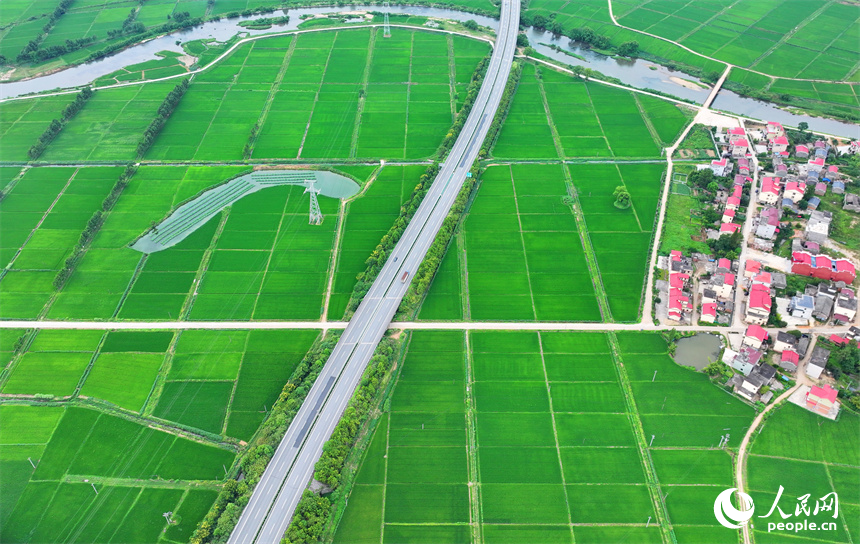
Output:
[1, 4, 858, 138]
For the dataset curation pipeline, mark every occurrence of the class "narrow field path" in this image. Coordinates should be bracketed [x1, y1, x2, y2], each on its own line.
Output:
[735, 336, 816, 544]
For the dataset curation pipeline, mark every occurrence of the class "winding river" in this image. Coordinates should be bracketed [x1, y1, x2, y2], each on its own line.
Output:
[1, 5, 857, 138]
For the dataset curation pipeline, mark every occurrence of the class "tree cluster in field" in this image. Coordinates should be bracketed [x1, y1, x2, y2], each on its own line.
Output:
[286, 338, 398, 544]
[190, 334, 341, 544]
[107, 8, 145, 38]
[27, 87, 93, 160]
[520, 13, 638, 57]
[83, 16, 203, 64]
[53, 163, 137, 290]
[136, 78, 190, 157]
[707, 229, 742, 260]
[613, 185, 631, 208]
[827, 342, 860, 378]
[17, 36, 98, 64]
[16, 0, 75, 62]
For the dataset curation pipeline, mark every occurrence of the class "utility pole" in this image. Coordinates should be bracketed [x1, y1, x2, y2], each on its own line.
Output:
[652, 370, 657, 382]
[27, 457, 36, 469]
[383, 2, 391, 38]
[649, 434, 655, 447]
[91, 483, 98, 495]
[163, 511, 173, 524]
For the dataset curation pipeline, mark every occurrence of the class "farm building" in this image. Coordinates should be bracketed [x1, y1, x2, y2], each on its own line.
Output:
[806, 384, 838, 416]
[791, 252, 856, 283]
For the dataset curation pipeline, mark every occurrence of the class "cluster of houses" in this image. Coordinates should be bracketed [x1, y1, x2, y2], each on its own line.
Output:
[742, 259, 784, 325]
[662, 251, 739, 324]
[787, 282, 857, 326]
[724, 325, 780, 403]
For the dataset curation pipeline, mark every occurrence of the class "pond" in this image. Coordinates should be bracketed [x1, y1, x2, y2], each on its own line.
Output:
[673, 333, 722, 370]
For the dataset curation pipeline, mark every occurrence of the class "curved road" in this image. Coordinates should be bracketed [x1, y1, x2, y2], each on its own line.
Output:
[226, 1, 521, 542]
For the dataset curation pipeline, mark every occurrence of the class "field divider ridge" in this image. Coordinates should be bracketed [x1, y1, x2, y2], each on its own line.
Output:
[606, 332, 676, 544]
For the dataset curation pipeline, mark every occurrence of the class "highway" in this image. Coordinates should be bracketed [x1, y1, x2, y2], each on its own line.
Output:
[227, 1, 521, 542]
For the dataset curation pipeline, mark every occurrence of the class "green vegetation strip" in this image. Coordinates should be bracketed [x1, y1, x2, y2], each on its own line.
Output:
[287, 336, 400, 543]
[137, 78, 190, 158]
[344, 53, 490, 317]
[190, 332, 337, 544]
[27, 87, 92, 160]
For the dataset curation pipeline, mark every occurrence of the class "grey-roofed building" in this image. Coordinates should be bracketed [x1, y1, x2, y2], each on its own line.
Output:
[756, 223, 777, 240]
[774, 331, 798, 352]
[789, 294, 814, 319]
[797, 336, 811, 357]
[771, 272, 786, 289]
[813, 296, 834, 321]
[806, 346, 829, 380]
[844, 193, 860, 213]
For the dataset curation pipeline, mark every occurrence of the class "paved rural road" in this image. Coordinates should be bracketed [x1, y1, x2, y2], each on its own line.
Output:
[227, 2, 521, 542]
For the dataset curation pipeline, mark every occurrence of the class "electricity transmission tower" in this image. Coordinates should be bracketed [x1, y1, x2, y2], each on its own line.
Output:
[305, 181, 323, 225]
[383, 2, 391, 38]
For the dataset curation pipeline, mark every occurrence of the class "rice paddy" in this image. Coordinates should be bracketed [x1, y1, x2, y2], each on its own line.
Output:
[0, 404, 233, 544]
[419, 160, 664, 322]
[615, 0, 860, 81]
[746, 403, 859, 544]
[332, 330, 756, 543]
[0, 328, 318, 440]
[492, 64, 690, 160]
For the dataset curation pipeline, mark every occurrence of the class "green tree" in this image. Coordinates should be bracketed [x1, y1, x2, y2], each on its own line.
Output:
[463, 19, 478, 30]
[613, 186, 631, 209]
[617, 40, 639, 57]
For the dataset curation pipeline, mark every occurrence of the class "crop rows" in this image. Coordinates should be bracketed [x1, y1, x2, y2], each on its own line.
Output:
[333, 330, 758, 543]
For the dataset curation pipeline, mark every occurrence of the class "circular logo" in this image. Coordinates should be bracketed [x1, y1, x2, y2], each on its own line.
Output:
[714, 488, 755, 529]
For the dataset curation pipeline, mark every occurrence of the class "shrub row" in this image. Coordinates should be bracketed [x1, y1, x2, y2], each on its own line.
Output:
[191, 333, 341, 544]
[16, 0, 75, 62]
[136, 77, 190, 157]
[53, 163, 137, 291]
[285, 337, 399, 544]
[343, 54, 490, 318]
[395, 63, 522, 317]
[27, 86, 93, 160]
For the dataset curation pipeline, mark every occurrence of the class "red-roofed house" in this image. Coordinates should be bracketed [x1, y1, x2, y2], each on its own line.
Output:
[766, 121, 785, 140]
[733, 138, 749, 158]
[744, 324, 769, 349]
[760, 177, 781, 205]
[780, 350, 800, 372]
[792, 252, 857, 283]
[668, 289, 691, 322]
[753, 272, 772, 286]
[808, 157, 826, 172]
[670, 250, 682, 262]
[815, 182, 827, 196]
[669, 273, 689, 290]
[720, 222, 741, 235]
[722, 208, 736, 223]
[728, 126, 746, 143]
[712, 273, 735, 299]
[717, 258, 732, 272]
[784, 181, 806, 203]
[732, 185, 743, 198]
[795, 145, 809, 159]
[738, 158, 750, 176]
[700, 302, 717, 324]
[834, 259, 856, 284]
[830, 334, 849, 346]
[772, 135, 789, 154]
[710, 157, 731, 177]
[744, 260, 762, 278]
[746, 283, 772, 325]
[726, 196, 741, 210]
[806, 384, 839, 415]
[828, 165, 838, 174]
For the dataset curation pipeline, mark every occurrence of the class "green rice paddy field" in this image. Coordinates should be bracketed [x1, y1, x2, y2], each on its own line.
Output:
[747, 403, 860, 544]
[615, 0, 860, 81]
[0, 164, 392, 321]
[0, 404, 232, 544]
[0, 29, 487, 163]
[0, 328, 318, 440]
[492, 64, 691, 160]
[332, 330, 754, 544]
[419, 161, 664, 323]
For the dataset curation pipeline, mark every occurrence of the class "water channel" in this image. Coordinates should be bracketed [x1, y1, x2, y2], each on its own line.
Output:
[1, 4, 858, 138]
